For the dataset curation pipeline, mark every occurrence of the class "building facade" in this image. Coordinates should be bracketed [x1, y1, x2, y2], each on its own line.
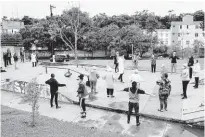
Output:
[170, 15, 205, 48]
[1, 19, 24, 34]
[156, 29, 171, 46]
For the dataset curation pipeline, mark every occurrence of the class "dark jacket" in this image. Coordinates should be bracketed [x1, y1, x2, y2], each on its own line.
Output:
[188, 57, 194, 67]
[45, 78, 66, 93]
[169, 55, 179, 63]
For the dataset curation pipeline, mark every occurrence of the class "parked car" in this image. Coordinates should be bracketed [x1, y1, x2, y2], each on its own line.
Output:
[50, 54, 70, 62]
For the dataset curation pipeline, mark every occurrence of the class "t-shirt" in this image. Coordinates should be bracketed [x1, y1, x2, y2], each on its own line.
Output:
[104, 72, 114, 89]
[129, 88, 145, 103]
[170, 56, 179, 63]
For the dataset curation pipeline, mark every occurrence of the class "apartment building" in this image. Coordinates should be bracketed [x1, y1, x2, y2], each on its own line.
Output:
[1, 19, 24, 34]
[170, 15, 205, 48]
[156, 29, 171, 46]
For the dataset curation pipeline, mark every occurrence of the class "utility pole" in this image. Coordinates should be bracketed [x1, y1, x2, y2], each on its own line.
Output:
[50, 4, 56, 62]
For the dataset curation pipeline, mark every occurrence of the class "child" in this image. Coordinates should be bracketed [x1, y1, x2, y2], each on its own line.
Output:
[127, 81, 150, 126]
[103, 67, 115, 98]
[89, 66, 100, 94]
[77, 74, 89, 118]
[156, 73, 171, 112]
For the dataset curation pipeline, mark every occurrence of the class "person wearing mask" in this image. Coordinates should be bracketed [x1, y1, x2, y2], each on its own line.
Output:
[13, 52, 18, 69]
[193, 60, 201, 89]
[118, 54, 125, 83]
[45, 73, 66, 109]
[181, 64, 189, 99]
[151, 54, 156, 73]
[169, 51, 179, 74]
[188, 55, 194, 79]
[127, 81, 152, 126]
[77, 74, 89, 118]
[89, 66, 100, 94]
[156, 73, 171, 112]
[102, 66, 115, 98]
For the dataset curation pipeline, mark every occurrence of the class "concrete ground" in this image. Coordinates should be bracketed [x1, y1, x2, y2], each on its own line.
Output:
[1, 61, 204, 125]
[1, 91, 204, 137]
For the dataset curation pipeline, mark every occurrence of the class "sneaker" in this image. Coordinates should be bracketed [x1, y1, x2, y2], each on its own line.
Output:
[111, 95, 115, 98]
[127, 120, 130, 124]
[51, 105, 53, 108]
[182, 97, 187, 99]
[158, 109, 163, 112]
[164, 109, 168, 111]
[181, 94, 184, 96]
[136, 122, 141, 126]
[107, 95, 109, 97]
[56, 106, 61, 109]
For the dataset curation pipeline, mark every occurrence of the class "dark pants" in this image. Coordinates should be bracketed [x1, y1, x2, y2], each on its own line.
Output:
[21, 56, 24, 62]
[118, 73, 123, 82]
[127, 102, 139, 124]
[195, 77, 199, 88]
[151, 64, 156, 73]
[8, 57, 11, 65]
[189, 67, 193, 79]
[32, 62, 36, 67]
[107, 88, 114, 96]
[115, 63, 119, 73]
[159, 95, 168, 110]
[4, 59, 7, 67]
[79, 98, 86, 112]
[182, 81, 189, 98]
[50, 92, 58, 107]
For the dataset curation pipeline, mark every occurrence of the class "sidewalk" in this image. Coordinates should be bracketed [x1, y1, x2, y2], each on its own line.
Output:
[1, 61, 204, 126]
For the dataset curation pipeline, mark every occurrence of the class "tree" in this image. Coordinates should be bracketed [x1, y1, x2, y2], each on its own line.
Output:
[21, 78, 41, 127]
[193, 39, 204, 57]
[21, 16, 34, 25]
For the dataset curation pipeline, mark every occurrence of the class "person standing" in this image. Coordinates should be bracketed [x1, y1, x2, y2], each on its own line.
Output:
[20, 49, 24, 63]
[31, 51, 37, 67]
[127, 81, 149, 126]
[13, 52, 18, 69]
[188, 55, 194, 79]
[103, 67, 115, 98]
[77, 74, 89, 118]
[114, 52, 119, 73]
[3, 52, 7, 67]
[89, 66, 100, 94]
[7, 49, 12, 65]
[118, 54, 125, 83]
[151, 54, 156, 73]
[181, 64, 189, 99]
[169, 51, 179, 74]
[45, 73, 66, 109]
[193, 60, 201, 89]
[157, 73, 171, 112]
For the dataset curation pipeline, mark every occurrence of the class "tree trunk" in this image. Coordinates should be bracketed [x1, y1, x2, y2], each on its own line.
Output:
[74, 28, 78, 66]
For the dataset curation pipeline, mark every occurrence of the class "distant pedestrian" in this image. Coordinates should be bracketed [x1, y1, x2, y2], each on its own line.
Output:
[3, 52, 7, 67]
[64, 69, 72, 77]
[181, 64, 189, 99]
[7, 49, 12, 65]
[151, 54, 156, 73]
[77, 74, 89, 118]
[127, 81, 151, 126]
[193, 60, 201, 89]
[13, 53, 18, 69]
[45, 73, 66, 109]
[133, 53, 140, 69]
[103, 67, 115, 98]
[188, 55, 194, 79]
[31, 52, 37, 67]
[89, 66, 100, 94]
[118, 54, 125, 83]
[156, 73, 171, 112]
[169, 51, 179, 74]
[20, 49, 24, 62]
[114, 52, 119, 73]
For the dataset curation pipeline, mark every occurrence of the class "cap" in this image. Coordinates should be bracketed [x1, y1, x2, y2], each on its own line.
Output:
[134, 69, 139, 74]
[78, 74, 84, 79]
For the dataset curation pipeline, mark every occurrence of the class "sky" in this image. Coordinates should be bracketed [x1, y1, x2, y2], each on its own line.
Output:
[0, 0, 205, 19]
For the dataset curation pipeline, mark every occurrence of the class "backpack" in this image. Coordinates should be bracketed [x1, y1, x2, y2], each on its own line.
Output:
[159, 80, 171, 96]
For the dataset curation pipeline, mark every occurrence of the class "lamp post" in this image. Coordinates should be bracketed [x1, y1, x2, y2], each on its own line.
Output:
[50, 4, 56, 63]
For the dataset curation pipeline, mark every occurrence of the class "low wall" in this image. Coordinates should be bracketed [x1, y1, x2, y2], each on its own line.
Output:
[1, 80, 71, 103]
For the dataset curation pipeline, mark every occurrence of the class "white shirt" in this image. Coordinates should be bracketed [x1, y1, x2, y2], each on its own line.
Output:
[129, 74, 142, 83]
[31, 53, 36, 62]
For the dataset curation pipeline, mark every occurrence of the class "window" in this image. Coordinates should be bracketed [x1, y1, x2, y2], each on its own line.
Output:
[195, 33, 198, 37]
[186, 41, 190, 45]
[180, 25, 182, 29]
[178, 33, 181, 37]
[172, 33, 175, 35]
[195, 25, 199, 29]
[173, 25, 175, 28]
[187, 25, 189, 29]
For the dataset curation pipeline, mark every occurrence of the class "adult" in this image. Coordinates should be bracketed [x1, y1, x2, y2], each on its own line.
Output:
[77, 74, 89, 118]
[134, 53, 140, 69]
[3, 52, 7, 67]
[193, 60, 201, 89]
[114, 52, 119, 73]
[156, 73, 171, 112]
[181, 64, 189, 99]
[169, 51, 179, 74]
[89, 66, 99, 94]
[188, 55, 194, 79]
[127, 81, 148, 126]
[151, 54, 156, 73]
[13, 52, 18, 69]
[118, 54, 125, 83]
[20, 49, 24, 63]
[7, 49, 12, 65]
[31, 51, 37, 67]
[45, 73, 66, 109]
